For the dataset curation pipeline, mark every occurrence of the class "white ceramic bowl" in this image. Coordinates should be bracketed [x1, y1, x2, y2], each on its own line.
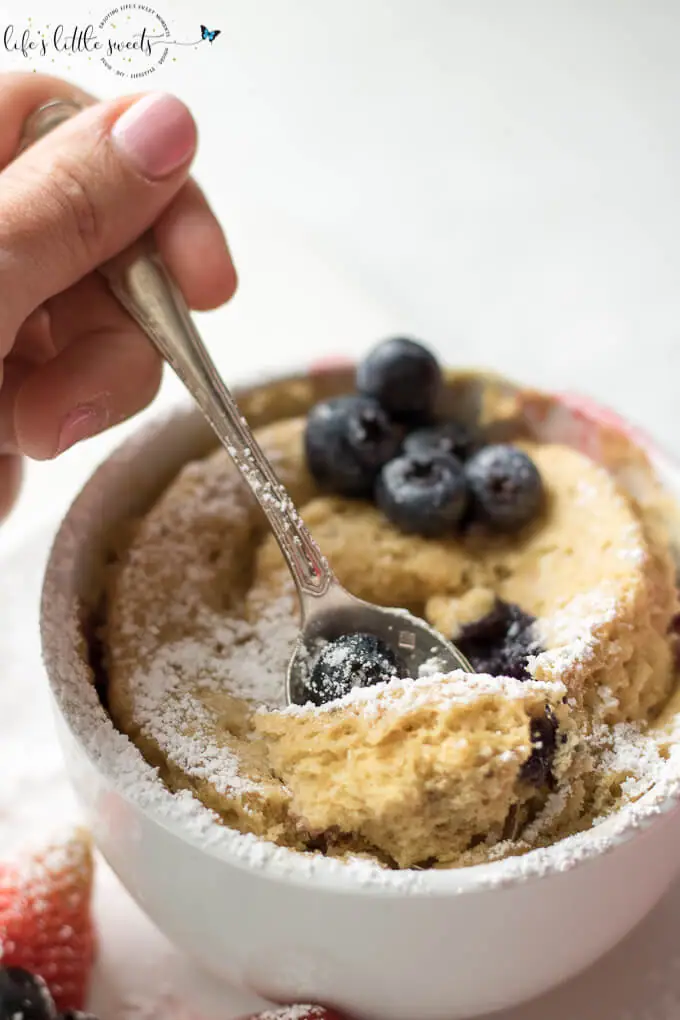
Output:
[41, 368, 680, 1020]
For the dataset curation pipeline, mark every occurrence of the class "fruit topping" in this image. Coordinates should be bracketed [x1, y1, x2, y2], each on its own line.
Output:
[520, 706, 559, 788]
[306, 633, 404, 706]
[0, 831, 96, 1014]
[305, 343, 544, 538]
[356, 337, 442, 424]
[403, 420, 477, 462]
[304, 395, 403, 498]
[464, 444, 543, 532]
[376, 451, 468, 537]
[0, 967, 57, 1020]
[456, 598, 540, 681]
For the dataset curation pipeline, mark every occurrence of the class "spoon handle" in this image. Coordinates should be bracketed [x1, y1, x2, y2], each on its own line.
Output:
[18, 98, 332, 603]
[99, 243, 333, 600]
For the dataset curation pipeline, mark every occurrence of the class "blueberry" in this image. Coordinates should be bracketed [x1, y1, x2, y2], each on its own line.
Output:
[520, 706, 558, 788]
[0, 967, 57, 1020]
[304, 395, 403, 497]
[357, 337, 442, 424]
[456, 598, 540, 681]
[376, 451, 468, 537]
[306, 633, 404, 706]
[465, 444, 543, 532]
[403, 421, 477, 462]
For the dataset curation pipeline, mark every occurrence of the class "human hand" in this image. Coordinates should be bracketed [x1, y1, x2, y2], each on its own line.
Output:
[0, 72, 237, 520]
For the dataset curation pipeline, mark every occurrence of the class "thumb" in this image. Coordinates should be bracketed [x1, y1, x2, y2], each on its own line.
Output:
[0, 92, 197, 355]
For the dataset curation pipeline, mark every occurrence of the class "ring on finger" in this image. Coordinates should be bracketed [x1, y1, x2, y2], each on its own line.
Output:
[16, 96, 84, 155]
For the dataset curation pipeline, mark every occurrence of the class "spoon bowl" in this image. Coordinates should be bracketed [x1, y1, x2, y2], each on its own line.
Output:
[286, 582, 474, 705]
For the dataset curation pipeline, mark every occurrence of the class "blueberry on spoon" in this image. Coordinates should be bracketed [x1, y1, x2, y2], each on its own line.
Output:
[306, 633, 404, 706]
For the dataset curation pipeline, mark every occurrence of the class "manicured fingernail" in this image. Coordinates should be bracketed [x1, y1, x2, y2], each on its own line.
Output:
[111, 93, 196, 180]
[57, 404, 108, 455]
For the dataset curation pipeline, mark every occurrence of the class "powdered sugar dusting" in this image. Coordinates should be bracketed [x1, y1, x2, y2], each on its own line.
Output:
[269, 671, 566, 720]
[529, 587, 620, 678]
[126, 588, 298, 798]
[38, 386, 680, 898]
[574, 478, 600, 506]
[418, 654, 448, 677]
[593, 713, 679, 803]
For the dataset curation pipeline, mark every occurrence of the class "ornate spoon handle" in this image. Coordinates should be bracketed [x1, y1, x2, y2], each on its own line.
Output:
[100, 242, 333, 600]
[19, 98, 333, 602]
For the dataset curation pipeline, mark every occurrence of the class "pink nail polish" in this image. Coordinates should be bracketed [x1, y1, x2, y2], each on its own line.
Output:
[57, 404, 108, 455]
[111, 93, 196, 180]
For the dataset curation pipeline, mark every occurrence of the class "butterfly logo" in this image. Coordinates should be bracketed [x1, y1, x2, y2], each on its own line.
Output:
[201, 25, 221, 43]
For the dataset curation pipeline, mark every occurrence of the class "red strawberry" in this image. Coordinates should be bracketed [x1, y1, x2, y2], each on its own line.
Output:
[0, 829, 96, 1013]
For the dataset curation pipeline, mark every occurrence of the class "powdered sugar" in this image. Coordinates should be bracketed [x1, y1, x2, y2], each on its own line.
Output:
[529, 587, 620, 678]
[125, 588, 299, 799]
[574, 478, 600, 506]
[37, 391, 680, 899]
[46, 565, 680, 897]
[591, 713, 679, 805]
[418, 654, 448, 677]
[269, 671, 566, 720]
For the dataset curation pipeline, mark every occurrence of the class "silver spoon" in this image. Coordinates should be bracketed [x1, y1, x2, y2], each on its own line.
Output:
[22, 99, 474, 705]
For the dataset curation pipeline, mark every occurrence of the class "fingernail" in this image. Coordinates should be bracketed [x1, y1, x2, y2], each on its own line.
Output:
[111, 93, 196, 180]
[57, 404, 108, 455]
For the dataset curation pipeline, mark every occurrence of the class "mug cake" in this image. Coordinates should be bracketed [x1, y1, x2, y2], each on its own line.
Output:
[102, 339, 680, 872]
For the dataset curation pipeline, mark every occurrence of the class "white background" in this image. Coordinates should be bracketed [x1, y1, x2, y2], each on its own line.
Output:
[1, 0, 680, 547]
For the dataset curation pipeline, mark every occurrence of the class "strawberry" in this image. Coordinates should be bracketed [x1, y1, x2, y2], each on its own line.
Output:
[0, 829, 96, 1013]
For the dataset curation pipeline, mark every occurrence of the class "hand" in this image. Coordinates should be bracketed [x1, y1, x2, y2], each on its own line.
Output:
[0, 72, 237, 521]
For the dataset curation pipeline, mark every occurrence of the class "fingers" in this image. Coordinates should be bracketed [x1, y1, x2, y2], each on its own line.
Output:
[12, 307, 56, 366]
[15, 274, 162, 459]
[4, 174, 237, 459]
[0, 89, 201, 355]
[154, 178, 237, 311]
[0, 74, 235, 315]
[0, 72, 95, 169]
[0, 359, 30, 453]
[0, 455, 22, 522]
[0, 73, 238, 469]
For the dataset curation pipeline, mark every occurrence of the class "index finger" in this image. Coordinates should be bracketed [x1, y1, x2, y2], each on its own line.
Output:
[0, 72, 95, 168]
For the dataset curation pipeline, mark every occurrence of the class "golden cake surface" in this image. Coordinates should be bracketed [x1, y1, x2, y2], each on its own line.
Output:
[104, 373, 679, 869]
